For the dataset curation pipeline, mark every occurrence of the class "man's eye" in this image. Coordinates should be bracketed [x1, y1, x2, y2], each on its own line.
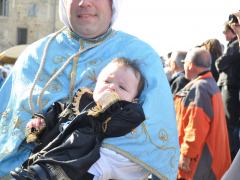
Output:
[119, 85, 126, 91]
[104, 80, 110, 83]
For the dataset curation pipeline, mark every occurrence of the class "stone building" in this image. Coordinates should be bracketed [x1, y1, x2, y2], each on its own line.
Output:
[0, 0, 63, 51]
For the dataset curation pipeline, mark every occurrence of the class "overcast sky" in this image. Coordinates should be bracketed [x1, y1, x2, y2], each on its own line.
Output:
[113, 0, 239, 56]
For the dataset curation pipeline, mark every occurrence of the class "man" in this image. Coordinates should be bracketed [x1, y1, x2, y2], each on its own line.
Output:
[215, 22, 240, 160]
[168, 50, 189, 95]
[0, 0, 179, 179]
[175, 48, 231, 179]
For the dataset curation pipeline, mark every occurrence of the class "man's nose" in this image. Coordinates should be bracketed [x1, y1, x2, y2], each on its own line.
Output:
[78, 0, 91, 6]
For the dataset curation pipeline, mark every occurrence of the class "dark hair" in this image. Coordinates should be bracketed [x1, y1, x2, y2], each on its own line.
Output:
[224, 22, 235, 34]
[229, 14, 239, 24]
[202, 39, 223, 60]
[111, 57, 145, 98]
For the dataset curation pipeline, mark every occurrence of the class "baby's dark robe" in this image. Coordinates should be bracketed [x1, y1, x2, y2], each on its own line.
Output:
[15, 88, 145, 180]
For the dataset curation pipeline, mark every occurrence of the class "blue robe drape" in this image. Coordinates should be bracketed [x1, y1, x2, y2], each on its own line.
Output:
[0, 28, 179, 179]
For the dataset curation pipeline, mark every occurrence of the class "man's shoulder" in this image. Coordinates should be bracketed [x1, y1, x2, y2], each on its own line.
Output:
[192, 76, 219, 95]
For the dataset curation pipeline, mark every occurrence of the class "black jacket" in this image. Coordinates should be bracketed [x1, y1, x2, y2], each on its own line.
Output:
[169, 71, 190, 96]
[26, 88, 145, 180]
[216, 37, 240, 87]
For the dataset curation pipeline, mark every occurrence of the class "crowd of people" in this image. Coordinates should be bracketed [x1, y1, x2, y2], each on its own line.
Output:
[161, 11, 240, 180]
[0, 0, 239, 180]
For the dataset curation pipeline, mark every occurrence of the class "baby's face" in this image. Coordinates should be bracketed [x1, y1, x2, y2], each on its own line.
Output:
[93, 63, 140, 104]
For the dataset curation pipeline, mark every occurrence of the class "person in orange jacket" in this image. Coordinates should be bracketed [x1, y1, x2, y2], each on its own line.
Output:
[174, 48, 231, 180]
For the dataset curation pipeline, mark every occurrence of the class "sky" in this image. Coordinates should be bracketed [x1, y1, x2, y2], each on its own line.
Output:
[113, 0, 239, 57]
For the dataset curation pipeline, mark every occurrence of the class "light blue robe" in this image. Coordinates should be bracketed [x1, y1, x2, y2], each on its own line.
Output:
[0, 28, 179, 179]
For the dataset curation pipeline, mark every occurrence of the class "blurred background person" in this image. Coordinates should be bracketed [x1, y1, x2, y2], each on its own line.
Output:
[198, 38, 223, 81]
[168, 50, 190, 95]
[216, 21, 240, 160]
[222, 10, 240, 180]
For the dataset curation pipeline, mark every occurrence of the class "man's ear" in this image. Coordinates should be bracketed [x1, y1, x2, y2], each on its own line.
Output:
[172, 62, 176, 70]
[188, 62, 193, 70]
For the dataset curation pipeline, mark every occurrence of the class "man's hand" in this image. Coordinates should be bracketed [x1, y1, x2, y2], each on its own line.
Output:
[178, 154, 191, 172]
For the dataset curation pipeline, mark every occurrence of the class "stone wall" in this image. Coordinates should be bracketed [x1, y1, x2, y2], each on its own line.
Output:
[0, 0, 63, 51]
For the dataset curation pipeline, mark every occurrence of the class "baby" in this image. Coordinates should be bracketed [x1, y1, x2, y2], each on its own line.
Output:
[11, 57, 146, 180]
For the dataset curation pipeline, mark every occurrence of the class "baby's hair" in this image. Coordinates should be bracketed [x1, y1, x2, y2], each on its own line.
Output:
[111, 57, 145, 98]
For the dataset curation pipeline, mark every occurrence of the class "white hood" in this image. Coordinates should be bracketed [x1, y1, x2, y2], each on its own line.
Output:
[58, 0, 121, 29]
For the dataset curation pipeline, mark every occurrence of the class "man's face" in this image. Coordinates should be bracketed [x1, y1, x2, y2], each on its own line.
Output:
[66, 0, 112, 38]
[93, 63, 140, 103]
[183, 59, 191, 80]
[223, 29, 235, 41]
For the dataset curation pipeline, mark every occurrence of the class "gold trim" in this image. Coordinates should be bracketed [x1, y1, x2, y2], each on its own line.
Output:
[71, 88, 93, 116]
[101, 123, 178, 179]
[69, 54, 79, 101]
[102, 117, 111, 133]
[141, 123, 177, 168]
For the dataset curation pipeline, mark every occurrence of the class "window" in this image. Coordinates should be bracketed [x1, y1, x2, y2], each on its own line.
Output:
[17, 28, 28, 44]
[28, 3, 37, 17]
[0, 0, 9, 16]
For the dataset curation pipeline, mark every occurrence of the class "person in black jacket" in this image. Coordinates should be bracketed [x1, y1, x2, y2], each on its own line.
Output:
[215, 21, 240, 160]
[221, 11, 240, 180]
[11, 58, 146, 180]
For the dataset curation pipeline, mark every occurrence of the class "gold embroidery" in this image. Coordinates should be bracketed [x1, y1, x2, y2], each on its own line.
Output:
[141, 123, 177, 168]
[71, 88, 93, 116]
[1, 111, 8, 119]
[158, 129, 169, 142]
[102, 144, 168, 180]
[87, 105, 103, 117]
[13, 117, 21, 129]
[69, 55, 79, 101]
[102, 117, 111, 133]
[141, 123, 174, 150]
[87, 91, 119, 117]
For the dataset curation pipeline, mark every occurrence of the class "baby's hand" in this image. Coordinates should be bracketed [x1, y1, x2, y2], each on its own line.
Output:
[25, 117, 46, 143]
[97, 91, 120, 109]
[26, 116, 46, 130]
